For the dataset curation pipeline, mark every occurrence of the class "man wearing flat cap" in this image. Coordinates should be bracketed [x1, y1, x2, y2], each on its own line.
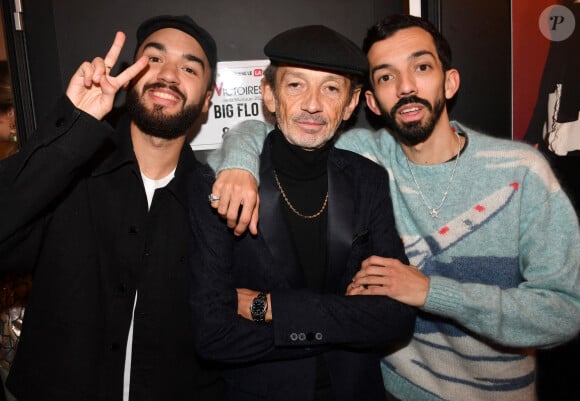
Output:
[188, 25, 415, 401]
[0, 15, 224, 401]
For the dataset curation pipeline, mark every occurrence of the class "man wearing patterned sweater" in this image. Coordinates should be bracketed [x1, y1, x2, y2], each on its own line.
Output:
[207, 14, 580, 401]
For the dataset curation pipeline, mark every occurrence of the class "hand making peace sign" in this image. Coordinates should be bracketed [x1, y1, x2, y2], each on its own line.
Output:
[65, 31, 149, 120]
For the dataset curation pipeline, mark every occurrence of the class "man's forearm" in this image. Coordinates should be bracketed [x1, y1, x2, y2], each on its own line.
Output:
[207, 120, 272, 181]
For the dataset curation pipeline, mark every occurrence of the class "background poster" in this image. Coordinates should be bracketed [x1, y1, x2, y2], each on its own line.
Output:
[512, 0, 577, 141]
[190, 59, 270, 150]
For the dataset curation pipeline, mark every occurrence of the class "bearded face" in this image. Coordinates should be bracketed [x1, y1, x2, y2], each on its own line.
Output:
[125, 82, 205, 140]
[379, 90, 445, 147]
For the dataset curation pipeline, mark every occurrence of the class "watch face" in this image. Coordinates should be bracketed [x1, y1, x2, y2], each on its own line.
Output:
[250, 293, 267, 322]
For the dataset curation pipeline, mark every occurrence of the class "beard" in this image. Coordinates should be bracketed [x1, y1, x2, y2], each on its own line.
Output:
[125, 83, 204, 140]
[380, 90, 445, 147]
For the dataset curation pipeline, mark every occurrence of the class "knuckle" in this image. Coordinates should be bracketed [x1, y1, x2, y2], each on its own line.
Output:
[238, 215, 251, 225]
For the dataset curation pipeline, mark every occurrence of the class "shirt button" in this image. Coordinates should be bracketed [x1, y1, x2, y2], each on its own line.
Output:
[315, 332, 323, 341]
[128, 225, 139, 234]
[110, 343, 120, 351]
[290, 333, 298, 341]
[306, 332, 315, 341]
[298, 333, 306, 341]
[118, 283, 127, 294]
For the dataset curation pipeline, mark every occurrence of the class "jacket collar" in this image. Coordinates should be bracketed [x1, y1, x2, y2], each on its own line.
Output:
[258, 131, 354, 289]
[91, 114, 137, 177]
[91, 112, 202, 208]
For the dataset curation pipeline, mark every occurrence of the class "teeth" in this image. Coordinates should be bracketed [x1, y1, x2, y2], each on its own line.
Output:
[152, 91, 178, 101]
[401, 107, 420, 114]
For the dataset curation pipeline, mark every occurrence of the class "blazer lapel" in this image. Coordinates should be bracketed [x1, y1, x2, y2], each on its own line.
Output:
[325, 150, 354, 291]
[258, 135, 303, 286]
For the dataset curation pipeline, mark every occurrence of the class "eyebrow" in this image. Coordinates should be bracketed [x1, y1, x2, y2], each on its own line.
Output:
[142, 42, 206, 71]
[281, 69, 348, 83]
[370, 50, 436, 76]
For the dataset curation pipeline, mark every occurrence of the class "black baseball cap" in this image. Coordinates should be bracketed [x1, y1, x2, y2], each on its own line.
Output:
[135, 15, 217, 72]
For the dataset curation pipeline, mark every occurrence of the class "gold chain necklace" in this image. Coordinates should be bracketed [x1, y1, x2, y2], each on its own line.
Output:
[274, 171, 328, 219]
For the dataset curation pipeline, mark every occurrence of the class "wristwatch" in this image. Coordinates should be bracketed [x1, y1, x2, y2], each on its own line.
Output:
[250, 292, 268, 322]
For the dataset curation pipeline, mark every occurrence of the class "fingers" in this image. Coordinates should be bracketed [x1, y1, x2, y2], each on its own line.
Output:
[113, 55, 148, 89]
[232, 192, 260, 236]
[75, 61, 99, 88]
[350, 261, 429, 306]
[351, 266, 389, 285]
[71, 57, 107, 89]
[88, 32, 126, 85]
[349, 262, 392, 294]
[212, 170, 260, 236]
[66, 32, 133, 115]
[222, 189, 246, 229]
[93, 32, 147, 93]
[346, 280, 387, 296]
[247, 196, 260, 236]
[102, 31, 126, 73]
[362, 255, 391, 267]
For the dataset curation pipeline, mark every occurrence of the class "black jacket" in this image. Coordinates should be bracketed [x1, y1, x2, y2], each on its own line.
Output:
[0, 97, 223, 401]
[188, 132, 416, 401]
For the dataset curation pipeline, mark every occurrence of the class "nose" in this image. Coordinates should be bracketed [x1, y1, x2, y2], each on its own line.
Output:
[301, 87, 323, 113]
[397, 72, 417, 98]
[156, 61, 179, 84]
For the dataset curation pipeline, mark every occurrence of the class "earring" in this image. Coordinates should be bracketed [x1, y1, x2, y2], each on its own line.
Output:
[9, 122, 17, 142]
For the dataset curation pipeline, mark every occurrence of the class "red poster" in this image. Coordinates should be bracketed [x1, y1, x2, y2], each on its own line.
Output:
[512, 0, 578, 143]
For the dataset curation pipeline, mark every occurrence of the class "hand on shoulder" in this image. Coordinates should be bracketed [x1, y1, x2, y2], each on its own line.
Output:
[211, 169, 260, 236]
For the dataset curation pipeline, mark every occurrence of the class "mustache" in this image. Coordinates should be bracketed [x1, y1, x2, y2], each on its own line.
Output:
[392, 96, 432, 115]
[142, 83, 186, 102]
[291, 114, 328, 125]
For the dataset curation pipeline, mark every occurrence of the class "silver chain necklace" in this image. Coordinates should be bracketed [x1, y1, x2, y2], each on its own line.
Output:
[405, 132, 462, 218]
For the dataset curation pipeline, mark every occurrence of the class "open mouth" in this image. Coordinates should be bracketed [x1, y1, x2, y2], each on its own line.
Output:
[397, 104, 424, 122]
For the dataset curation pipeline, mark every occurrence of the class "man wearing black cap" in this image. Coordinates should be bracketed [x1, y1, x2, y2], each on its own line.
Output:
[188, 25, 415, 401]
[0, 15, 223, 401]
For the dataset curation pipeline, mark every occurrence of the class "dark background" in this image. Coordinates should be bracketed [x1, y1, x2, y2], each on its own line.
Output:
[5, 0, 511, 142]
[1, 1, 577, 400]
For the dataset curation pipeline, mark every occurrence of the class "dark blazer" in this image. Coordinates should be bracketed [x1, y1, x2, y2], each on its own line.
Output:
[188, 132, 416, 401]
[0, 97, 222, 401]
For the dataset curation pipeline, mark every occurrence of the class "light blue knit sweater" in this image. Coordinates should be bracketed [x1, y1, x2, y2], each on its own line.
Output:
[208, 120, 580, 401]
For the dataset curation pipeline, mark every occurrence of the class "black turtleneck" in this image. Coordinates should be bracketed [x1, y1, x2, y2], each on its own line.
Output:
[270, 129, 335, 401]
[270, 129, 331, 291]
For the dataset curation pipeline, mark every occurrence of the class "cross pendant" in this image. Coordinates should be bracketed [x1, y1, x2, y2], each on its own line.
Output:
[430, 208, 439, 218]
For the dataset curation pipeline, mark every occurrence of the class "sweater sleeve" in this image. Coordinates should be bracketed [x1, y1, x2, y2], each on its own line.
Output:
[206, 120, 273, 183]
[423, 159, 580, 348]
[334, 128, 390, 168]
[205, 123, 390, 181]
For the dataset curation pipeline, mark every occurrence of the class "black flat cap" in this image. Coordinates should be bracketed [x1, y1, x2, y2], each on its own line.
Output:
[264, 25, 367, 77]
[136, 15, 217, 71]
